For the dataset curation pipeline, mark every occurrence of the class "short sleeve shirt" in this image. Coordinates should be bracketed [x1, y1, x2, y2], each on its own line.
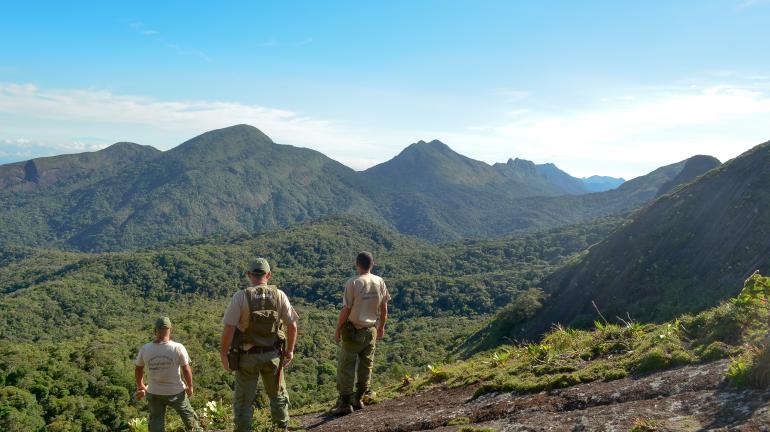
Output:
[222, 285, 299, 348]
[344, 273, 391, 329]
[134, 340, 190, 396]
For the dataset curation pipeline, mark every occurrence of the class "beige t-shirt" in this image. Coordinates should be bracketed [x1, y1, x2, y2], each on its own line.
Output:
[134, 340, 190, 396]
[222, 285, 299, 349]
[344, 273, 391, 329]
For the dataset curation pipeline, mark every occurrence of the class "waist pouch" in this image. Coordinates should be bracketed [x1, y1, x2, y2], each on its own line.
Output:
[342, 321, 375, 343]
[227, 349, 240, 371]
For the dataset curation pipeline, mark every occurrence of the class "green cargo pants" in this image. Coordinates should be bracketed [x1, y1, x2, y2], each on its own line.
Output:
[233, 351, 290, 431]
[146, 391, 201, 432]
[336, 323, 377, 402]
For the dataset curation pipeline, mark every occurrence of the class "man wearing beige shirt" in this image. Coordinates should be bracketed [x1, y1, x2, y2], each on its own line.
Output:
[220, 258, 298, 432]
[332, 251, 390, 416]
[134, 317, 201, 432]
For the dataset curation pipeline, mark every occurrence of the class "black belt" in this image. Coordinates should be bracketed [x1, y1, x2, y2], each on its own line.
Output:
[244, 346, 278, 354]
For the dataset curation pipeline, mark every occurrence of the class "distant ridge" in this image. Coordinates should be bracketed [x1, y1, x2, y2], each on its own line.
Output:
[581, 175, 625, 192]
[0, 125, 717, 250]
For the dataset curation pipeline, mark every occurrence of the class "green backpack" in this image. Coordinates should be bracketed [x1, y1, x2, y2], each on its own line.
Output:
[242, 285, 285, 348]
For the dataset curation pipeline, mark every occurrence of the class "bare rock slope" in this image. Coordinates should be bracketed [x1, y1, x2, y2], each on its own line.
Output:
[298, 361, 770, 431]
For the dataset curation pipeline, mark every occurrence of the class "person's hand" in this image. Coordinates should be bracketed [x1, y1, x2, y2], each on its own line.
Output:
[135, 386, 147, 401]
[185, 386, 193, 397]
[220, 353, 231, 372]
[377, 326, 385, 340]
[334, 328, 341, 344]
[283, 350, 294, 366]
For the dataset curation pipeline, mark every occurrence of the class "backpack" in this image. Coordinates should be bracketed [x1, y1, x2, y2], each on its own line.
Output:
[241, 285, 285, 348]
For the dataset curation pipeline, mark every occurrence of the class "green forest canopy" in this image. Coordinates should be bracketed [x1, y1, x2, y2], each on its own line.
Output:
[0, 215, 621, 431]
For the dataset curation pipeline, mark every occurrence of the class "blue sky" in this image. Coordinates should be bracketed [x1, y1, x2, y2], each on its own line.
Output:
[2, 0, 770, 178]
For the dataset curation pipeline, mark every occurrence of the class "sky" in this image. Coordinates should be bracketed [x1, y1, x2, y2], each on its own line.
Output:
[2, 0, 770, 179]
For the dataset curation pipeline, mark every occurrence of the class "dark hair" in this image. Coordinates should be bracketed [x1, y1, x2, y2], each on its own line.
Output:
[356, 251, 374, 271]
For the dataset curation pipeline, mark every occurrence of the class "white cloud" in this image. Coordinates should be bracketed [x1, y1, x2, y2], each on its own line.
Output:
[0, 82, 383, 167]
[436, 84, 770, 178]
[2, 81, 769, 178]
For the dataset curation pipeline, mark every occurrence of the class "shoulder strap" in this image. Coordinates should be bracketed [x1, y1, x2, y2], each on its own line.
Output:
[244, 287, 257, 312]
[267, 285, 279, 312]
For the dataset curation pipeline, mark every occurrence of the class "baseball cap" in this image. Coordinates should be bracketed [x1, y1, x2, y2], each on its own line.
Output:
[247, 258, 271, 274]
[155, 316, 172, 330]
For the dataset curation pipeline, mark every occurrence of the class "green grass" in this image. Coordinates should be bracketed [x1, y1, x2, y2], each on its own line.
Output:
[374, 274, 769, 401]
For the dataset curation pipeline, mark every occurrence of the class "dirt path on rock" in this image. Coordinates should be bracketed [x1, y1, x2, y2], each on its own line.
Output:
[297, 360, 770, 431]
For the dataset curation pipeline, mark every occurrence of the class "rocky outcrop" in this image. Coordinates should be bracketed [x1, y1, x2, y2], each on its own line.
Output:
[299, 361, 770, 431]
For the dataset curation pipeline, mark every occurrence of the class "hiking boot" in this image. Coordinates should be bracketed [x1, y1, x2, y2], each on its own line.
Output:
[331, 398, 353, 416]
[351, 397, 365, 411]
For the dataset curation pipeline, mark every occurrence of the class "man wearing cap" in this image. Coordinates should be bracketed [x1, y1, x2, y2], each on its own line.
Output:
[332, 251, 390, 416]
[220, 258, 299, 432]
[134, 317, 201, 432]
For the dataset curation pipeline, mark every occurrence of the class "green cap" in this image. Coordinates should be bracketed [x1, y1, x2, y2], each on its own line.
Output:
[247, 258, 271, 274]
[155, 316, 172, 330]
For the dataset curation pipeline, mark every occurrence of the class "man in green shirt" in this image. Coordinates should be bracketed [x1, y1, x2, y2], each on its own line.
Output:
[220, 258, 299, 432]
[332, 251, 390, 416]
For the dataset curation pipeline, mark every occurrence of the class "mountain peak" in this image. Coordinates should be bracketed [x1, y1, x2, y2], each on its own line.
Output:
[656, 154, 721, 196]
[406, 139, 453, 154]
[170, 124, 275, 158]
[505, 157, 536, 169]
[101, 142, 161, 157]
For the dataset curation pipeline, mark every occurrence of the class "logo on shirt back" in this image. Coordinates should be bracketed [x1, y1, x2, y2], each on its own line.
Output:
[148, 355, 174, 372]
[358, 284, 379, 300]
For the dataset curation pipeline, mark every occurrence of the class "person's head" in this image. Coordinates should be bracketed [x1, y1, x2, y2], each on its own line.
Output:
[154, 316, 172, 341]
[355, 251, 374, 275]
[246, 257, 272, 285]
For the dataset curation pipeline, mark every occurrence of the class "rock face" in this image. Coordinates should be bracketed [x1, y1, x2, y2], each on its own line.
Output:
[298, 361, 770, 431]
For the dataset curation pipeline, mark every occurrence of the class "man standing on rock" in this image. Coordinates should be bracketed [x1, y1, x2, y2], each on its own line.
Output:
[332, 251, 391, 416]
[134, 316, 202, 432]
[220, 258, 299, 432]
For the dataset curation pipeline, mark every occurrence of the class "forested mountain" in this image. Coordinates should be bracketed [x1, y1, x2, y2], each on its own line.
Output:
[0, 124, 715, 250]
[0, 125, 382, 251]
[0, 215, 620, 430]
[502, 140, 769, 341]
[457, 154, 720, 238]
[0, 142, 160, 190]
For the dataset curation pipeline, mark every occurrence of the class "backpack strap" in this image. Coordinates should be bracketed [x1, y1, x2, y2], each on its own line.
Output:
[244, 287, 257, 312]
[270, 285, 284, 336]
[270, 286, 280, 312]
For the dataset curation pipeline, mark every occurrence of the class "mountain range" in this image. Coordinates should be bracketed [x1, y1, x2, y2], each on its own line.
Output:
[0, 124, 714, 251]
[497, 140, 770, 341]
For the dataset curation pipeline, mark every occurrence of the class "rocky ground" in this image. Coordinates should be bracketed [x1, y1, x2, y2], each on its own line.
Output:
[297, 360, 770, 431]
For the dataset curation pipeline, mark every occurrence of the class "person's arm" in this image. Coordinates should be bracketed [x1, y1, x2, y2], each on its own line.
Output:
[220, 324, 236, 371]
[335, 306, 351, 343]
[377, 302, 388, 340]
[284, 320, 298, 364]
[134, 365, 146, 399]
[181, 364, 194, 396]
